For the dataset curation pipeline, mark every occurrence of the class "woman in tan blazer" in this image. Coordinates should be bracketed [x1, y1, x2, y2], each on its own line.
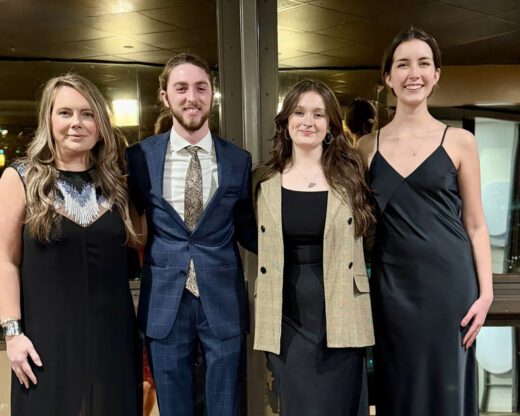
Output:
[253, 79, 375, 416]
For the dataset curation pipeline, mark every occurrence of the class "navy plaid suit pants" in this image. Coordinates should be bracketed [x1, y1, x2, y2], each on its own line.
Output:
[145, 289, 246, 416]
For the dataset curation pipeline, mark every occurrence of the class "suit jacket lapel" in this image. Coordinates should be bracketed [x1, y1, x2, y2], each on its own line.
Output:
[193, 135, 232, 232]
[152, 131, 189, 231]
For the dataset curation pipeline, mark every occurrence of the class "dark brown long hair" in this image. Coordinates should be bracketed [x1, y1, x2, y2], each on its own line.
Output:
[259, 79, 375, 237]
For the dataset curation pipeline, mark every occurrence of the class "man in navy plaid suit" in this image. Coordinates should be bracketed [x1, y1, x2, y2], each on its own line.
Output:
[126, 53, 257, 416]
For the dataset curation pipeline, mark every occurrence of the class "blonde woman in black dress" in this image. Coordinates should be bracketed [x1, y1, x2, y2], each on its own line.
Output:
[357, 27, 493, 416]
[0, 74, 141, 415]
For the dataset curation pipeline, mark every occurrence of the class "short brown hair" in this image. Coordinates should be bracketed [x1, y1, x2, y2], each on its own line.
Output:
[159, 53, 213, 92]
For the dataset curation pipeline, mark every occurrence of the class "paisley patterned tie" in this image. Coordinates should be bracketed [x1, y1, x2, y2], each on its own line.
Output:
[184, 145, 203, 297]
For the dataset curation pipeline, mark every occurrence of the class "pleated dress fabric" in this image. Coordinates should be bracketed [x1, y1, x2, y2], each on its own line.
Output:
[267, 187, 366, 416]
[11, 166, 140, 416]
[369, 127, 479, 416]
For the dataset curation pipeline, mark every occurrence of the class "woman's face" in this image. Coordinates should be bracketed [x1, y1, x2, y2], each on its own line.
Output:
[51, 86, 99, 160]
[385, 39, 440, 105]
[287, 91, 329, 151]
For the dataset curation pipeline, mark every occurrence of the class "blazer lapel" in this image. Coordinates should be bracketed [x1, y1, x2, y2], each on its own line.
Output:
[324, 189, 342, 238]
[193, 135, 232, 231]
[152, 131, 189, 231]
[260, 173, 283, 233]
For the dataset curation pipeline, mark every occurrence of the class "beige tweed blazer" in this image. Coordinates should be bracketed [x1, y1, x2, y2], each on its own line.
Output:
[253, 173, 375, 354]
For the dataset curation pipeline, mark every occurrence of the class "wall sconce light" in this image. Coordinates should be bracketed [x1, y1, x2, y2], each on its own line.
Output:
[112, 99, 139, 126]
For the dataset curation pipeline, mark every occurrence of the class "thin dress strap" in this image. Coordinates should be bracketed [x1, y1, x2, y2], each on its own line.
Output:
[376, 129, 381, 150]
[440, 125, 449, 146]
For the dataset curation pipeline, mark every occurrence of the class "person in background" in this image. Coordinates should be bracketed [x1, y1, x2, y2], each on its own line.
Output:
[357, 27, 493, 416]
[345, 97, 377, 147]
[126, 53, 257, 416]
[254, 79, 375, 416]
[0, 73, 142, 415]
[154, 107, 173, 135]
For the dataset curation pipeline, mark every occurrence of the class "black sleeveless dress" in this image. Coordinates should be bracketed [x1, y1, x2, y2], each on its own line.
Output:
[267, 188, 366, 416]
[11, 164, 140, 416]
[369, 127, 479, 416]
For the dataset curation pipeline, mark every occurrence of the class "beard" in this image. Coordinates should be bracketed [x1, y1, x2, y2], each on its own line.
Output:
[168, 99, 211, 133]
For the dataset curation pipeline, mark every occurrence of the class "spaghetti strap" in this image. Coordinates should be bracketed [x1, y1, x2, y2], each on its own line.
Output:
[440, 125, 449, 146]
[376, 129, 381, 150]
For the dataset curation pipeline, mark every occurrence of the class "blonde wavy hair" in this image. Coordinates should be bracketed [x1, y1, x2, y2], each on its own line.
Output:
[21, 73, 137, 243]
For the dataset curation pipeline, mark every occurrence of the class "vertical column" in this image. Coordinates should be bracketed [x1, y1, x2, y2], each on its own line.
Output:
[216, 0, 277, 162]
[217, 1, 278, 416]
[256, 0, 278, 163]
[216, 0, 244, 147]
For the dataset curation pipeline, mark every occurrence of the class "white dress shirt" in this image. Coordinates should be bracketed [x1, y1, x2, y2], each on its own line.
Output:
[162, 128, 219, 220]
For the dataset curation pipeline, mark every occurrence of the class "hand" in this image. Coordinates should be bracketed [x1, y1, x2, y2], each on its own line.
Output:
[6, 334, 42, 388]
[460, 296, 493, 350]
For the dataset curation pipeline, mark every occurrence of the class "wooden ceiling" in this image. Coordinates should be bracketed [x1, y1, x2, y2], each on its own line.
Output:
[0, 0, 519, 68]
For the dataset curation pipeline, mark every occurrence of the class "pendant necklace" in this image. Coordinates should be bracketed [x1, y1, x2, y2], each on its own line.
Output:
[295, 166, 321, 188]
[410, 119, 434, 157]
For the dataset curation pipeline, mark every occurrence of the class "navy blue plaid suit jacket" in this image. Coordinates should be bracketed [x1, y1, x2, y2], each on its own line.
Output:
[125, 131, 257, 340]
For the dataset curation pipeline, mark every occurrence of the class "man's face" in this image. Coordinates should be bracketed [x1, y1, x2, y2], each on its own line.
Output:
[160, 63, 213, 134]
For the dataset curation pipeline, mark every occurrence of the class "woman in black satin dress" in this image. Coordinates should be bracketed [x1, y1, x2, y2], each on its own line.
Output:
[254, 80, 376, 416]
[0, 74, 142, 415]
[357, 27, 493, 416]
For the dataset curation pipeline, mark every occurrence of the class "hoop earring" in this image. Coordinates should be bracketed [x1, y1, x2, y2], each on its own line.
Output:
[323, 133, 332, 145]
[285, 129, 291, 141]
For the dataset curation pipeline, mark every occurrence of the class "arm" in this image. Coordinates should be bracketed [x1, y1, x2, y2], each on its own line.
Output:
[234, 154, 258, 254]
[355, 134, 377, 253]
[129, 203, 147, 249]
[455, 129, 493, 349]
[0, 167, 42, 387]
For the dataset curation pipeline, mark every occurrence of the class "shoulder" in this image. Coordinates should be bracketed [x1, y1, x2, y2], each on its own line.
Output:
[126, 132, 170, 163]
[213, 135, 252, 168]
[356, 131, 377, 154]
[8, 160, 28, 178]
[445, 127, 476, 150]
[213, 135, 251, 160]
[356, 131, 378, 165]
[0, 164, 26, 200]
[132, 131, 170, 151]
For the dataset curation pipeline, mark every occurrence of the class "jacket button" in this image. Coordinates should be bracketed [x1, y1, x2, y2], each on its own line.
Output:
[260, 267, 267, 274]
[261, 225, 265, 232]
[348, 262, 353, 269]
[348, 217, 352, 225]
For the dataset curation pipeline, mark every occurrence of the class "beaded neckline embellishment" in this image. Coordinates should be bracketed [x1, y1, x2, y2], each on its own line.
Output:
[12, 163, 109, 227]
[54, 178, 109, 227]
[54, 171, 109, 227]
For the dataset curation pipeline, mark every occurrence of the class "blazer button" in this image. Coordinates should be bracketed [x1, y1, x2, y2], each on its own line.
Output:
[261, 225, 265, 232]
[348, 262, 353, 269]
[260, 267, 267, 274]
[348, 217, 353, 225]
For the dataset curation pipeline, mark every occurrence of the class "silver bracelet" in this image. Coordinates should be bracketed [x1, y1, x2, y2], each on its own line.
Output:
[1, 318, 23, 336]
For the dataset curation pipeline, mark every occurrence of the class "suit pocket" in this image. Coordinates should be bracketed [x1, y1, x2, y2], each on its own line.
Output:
[354, 274, 370, 293]
[224, 187, 241, 197]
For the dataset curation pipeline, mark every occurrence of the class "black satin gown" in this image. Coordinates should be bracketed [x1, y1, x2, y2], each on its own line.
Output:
[369, 126, 479, 416]
[267, 188, 366, 416]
